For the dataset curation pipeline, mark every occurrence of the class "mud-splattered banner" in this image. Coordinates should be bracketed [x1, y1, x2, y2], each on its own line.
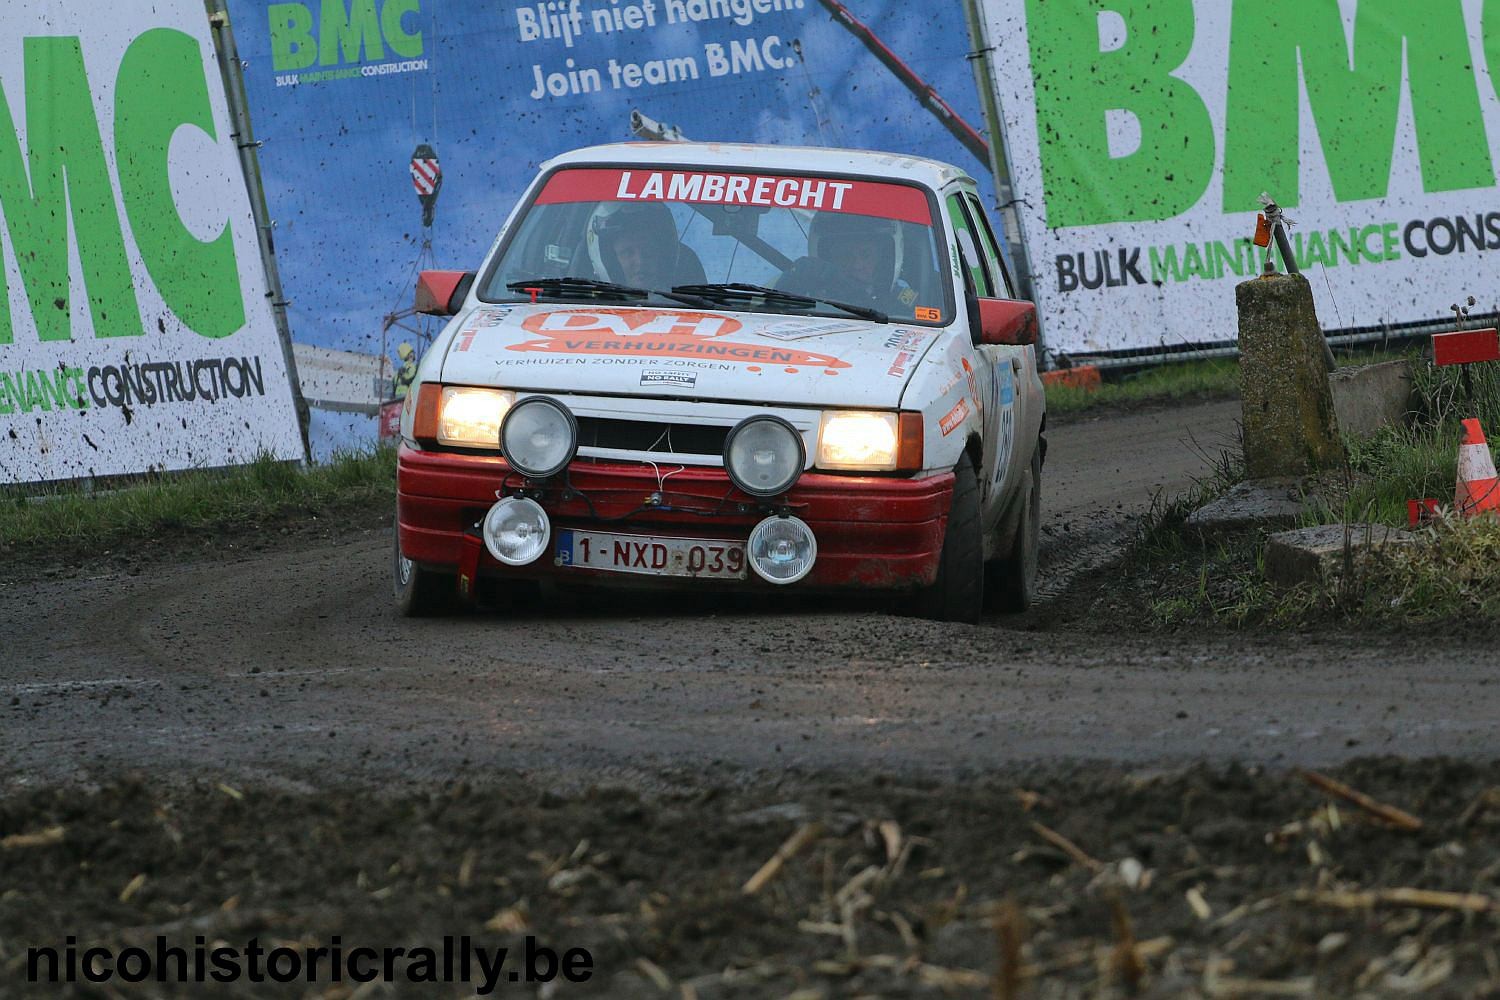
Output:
[976, 0, 1500, 358]
[0, 1, 304, 484]
[225, 0, 997, 452]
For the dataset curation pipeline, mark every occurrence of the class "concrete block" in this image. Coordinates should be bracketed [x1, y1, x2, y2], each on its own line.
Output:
[1184, 478, 1311, 536]
[1328, 360, 1415, 441]
[1237, 274, 1343, 478]
[1263, 523, 1417, 588]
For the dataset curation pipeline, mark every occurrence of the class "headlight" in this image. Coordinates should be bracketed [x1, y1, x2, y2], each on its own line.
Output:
[501, 396, 578, 479]
[724, 416, 805, 497]
[748, 515, 817, 584]
[438, 387, 513, 448]
[817, 411, 899, 471]
[482, 497, 551, 566]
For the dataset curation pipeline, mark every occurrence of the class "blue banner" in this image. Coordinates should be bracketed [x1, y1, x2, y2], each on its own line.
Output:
[228, 0, 997, 449]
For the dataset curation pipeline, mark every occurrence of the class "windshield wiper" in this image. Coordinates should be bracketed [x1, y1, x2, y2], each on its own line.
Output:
[506, 277, 712, 308]
[672, 282, 888, 324]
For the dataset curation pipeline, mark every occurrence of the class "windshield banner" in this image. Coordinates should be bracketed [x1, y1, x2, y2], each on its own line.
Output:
[0, 1, 305, 485]
[976, 0, 1500, 359]
[535, 168, 933, 224]
[225, 0, 995, 451]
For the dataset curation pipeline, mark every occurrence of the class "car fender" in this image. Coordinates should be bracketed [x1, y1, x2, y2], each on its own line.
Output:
[397, 311, 465, 443]
[903, 328, 986, 477]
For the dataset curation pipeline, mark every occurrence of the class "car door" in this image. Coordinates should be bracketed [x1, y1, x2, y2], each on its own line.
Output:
[943, 188, 1007, 523]
[956, 189, 1034, 518]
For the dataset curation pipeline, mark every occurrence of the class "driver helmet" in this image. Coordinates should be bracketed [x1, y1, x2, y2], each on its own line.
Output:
[587, 203, 681, 285]
[806, 213, 901, 293]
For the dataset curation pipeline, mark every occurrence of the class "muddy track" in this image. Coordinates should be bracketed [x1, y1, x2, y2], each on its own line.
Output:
[6, 399, 1498, 794]
[9, 400, 1500, 1000]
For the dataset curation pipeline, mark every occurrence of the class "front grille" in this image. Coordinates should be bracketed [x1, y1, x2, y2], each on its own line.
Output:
[575, 416, 729, 457]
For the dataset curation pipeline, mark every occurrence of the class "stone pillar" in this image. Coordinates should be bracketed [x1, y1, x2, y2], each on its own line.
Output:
[1236, 273, 1342, 478]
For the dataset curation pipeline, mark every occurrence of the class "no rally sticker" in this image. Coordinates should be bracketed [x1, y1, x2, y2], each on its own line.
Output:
[535, 168, 933, 225]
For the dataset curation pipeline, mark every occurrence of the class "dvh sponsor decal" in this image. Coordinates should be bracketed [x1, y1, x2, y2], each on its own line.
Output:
[513, 309, 851, 370]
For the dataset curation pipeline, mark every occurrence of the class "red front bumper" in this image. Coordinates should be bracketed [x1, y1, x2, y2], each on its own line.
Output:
[396, 445, 954, 589]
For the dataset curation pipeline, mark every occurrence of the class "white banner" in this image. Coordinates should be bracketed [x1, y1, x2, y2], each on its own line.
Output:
[0, 1, 303, 484]
[978, 0, 1500, 358]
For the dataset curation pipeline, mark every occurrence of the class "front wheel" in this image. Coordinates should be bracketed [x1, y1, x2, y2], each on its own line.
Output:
[393, 529, 454, 617]
[989, 446, 1041, 612]
[913, 459, 985, 624]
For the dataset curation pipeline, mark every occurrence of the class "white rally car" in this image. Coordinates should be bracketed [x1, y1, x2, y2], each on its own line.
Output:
[395, 142, 1044, 623]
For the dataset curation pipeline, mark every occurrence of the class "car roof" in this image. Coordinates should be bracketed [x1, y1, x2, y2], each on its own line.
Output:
[543, 141, 973, 191]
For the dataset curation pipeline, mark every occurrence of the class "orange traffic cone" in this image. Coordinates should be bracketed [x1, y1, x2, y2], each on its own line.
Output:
[1455, 418, 1500, 516]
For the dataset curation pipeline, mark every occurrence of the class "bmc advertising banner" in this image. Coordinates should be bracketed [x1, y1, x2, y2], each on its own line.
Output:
[225, 0, 998, 450]
[0, 2, 305, 484]
[978, 1, 1500, 359]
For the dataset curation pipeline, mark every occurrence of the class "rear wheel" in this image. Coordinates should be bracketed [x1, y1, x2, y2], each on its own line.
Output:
[393, 529, 453, 617]
[914, 459, 984, 624]
[989, 446, 1041, 612]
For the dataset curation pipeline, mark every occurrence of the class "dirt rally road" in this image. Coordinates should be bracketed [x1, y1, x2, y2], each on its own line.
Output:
[9, 399, 1500, 1000]
[6, 399, 1498, 791]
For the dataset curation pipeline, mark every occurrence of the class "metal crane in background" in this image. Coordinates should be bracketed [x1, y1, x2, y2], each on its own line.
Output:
[813, 0, 990, 168]
[811, 0, 1033, 302]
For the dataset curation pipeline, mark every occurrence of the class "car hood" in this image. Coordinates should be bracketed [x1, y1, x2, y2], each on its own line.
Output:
[438, 303, 943, 409]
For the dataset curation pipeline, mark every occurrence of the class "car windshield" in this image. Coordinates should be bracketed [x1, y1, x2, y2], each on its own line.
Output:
[479, 166, 952, 325]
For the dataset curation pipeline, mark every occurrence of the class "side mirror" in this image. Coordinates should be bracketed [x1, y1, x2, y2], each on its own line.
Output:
[978, 297, 1038, 346]
[415, 270, 476, 316]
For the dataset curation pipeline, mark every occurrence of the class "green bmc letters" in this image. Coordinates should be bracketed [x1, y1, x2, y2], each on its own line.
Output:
[268, 0, 423, 71]
[1025, 0, 1499, 228]
[0, 30, 245, 345]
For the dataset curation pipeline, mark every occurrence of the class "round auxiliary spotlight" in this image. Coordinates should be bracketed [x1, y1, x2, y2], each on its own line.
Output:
[747, 515, 817, 585]
[500, 396, 578, 479]
[723, 415, 805, 498]
[482, 497, 551, 566]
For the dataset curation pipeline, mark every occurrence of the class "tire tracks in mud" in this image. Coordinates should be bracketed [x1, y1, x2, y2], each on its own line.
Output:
[15, 400, 1500, 789]
[1029, 399, 1237, 607]
[1033, 516, 1133, 607]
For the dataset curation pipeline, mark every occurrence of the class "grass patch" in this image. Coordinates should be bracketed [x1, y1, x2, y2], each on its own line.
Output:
[1045, 357, 1239, 415]
[1114, 451, 1314, 630]
[1333, 358, 1500, 525]
[1144, 516, 1500, 629]
[0, 447, 395, 556]
[1045, 346, 1414, 417]
[1116, 355, 1500, 631]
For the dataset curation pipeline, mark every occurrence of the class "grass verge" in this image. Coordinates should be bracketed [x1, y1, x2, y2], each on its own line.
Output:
[1103, 357, 1500, 631]
[1044, 346, 1412, 418]
[0, 447, 395, 560]
[1045, 356, 1238, 416]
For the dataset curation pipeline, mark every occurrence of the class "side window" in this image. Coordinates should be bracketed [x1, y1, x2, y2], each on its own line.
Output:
[945, 194, 993, 297]
[963, 193, 1014, 298]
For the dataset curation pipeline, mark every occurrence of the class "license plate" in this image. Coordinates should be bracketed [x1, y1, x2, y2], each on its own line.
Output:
[555, 530, 747, 580]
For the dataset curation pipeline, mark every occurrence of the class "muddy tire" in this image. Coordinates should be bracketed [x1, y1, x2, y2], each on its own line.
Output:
[393, 530, 453, 617]
[989, 446, 1040, 612]
[914, 459, 984, 624]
